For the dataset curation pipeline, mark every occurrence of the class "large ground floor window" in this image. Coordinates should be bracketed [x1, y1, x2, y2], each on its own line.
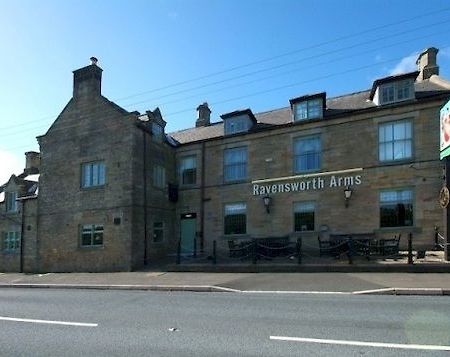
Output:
[224, 203, 247, 235]
[294, 201, 315, 231]
[380, 189, 413, 227]
[81, 224, 104, 247]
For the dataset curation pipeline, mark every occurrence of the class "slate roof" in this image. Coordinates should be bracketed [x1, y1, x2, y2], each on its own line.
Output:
[169, 75, 450, 145]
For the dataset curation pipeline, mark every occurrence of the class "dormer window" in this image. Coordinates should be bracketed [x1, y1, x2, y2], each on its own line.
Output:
[152, 122, 164, 142]
[221, 109, 257, 136]
[380, 79, 414, 104]
[290, 93, 325, 121]
[5, 192, 17, 212]
[371, 72, 417, 106]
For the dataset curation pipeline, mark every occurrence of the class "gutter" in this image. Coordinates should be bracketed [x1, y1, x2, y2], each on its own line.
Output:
[200, 141, 206, 252]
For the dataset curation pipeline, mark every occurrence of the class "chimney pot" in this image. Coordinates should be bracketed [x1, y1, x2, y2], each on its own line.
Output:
[25, 151, 40, 174]
[196, 102, 211, 127]
[90, 57, 98, 65]
[72, 59, 103, 99]
[416, 47, 439, 81]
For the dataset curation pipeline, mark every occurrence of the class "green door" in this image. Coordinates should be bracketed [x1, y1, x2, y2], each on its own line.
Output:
[180, 213, 197, 254]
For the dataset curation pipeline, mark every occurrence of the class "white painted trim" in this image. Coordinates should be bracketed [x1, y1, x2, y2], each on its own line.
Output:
[252, 168, 363, 184]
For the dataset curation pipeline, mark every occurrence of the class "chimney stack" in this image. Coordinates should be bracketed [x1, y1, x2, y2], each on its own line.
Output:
[416, 47, 439, 81]
[196, 102, 211, 127]
[72, 57, 103, 99]
[24, 151, 40, 174]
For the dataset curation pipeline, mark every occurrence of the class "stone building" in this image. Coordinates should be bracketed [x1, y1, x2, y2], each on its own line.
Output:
[0, 152, 39, 272]
[1, 48, 450, 272]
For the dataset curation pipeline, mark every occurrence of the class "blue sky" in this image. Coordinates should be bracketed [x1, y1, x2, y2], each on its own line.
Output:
[1, 0, 450, 182]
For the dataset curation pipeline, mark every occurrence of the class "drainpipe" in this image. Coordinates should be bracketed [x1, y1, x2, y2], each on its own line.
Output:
[200, 141, 205, 252]
[143, 130, 148, 265]
[20, 200, 25, 273]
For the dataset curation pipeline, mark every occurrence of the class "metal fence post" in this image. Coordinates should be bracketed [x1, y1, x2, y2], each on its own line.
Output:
[408, 233, 413, 265]
[193, 237, 197, 258]
[213, 240, 217, 265]
[347, 238, 353, 265]
[252, 239, 257, 264]
[176, 239, 181, 265]
[297, 237, 302, 264]
[434, 227, 438, 250]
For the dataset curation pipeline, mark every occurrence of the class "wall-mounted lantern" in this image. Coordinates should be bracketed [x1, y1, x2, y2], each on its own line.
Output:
[344, 186, 353, 208]
[263, 195, 272, 213]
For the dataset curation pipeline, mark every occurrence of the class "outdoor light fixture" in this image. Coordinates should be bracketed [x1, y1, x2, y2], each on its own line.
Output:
[344, 186, 353, 208]
[263, 194, 272, 213]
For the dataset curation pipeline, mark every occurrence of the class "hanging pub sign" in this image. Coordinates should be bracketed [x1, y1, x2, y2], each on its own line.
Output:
[440, 98, 450, 160]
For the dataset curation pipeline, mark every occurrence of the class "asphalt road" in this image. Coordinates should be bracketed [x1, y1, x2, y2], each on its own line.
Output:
[0, 289, 449, 356]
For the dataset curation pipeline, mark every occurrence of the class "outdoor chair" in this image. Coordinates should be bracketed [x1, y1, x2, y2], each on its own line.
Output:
[380, 234, 401, 256]
[318, 236, 338, 257]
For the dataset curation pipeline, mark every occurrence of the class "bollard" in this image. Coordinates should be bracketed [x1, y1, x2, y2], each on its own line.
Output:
[176, 239, 181, 265]
[297, 237, 302, 264]
[213, 240, 217, 265]
[193, 237, 197, 258]
[252, 239, 257, 265]
[408, 233, 413, 264]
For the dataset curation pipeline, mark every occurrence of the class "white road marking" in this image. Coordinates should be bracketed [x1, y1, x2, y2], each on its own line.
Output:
[243, 290, 351, 295]
[270, 336, 450, 351]
[0, 316, 98, 327]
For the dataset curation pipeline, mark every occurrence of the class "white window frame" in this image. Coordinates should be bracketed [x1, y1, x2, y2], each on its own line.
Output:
[80, 224, 104, 247]
[294, 201, 315, 232]
[380, 79, 414, 104]
[379, 189, 413, 228]
[2, 231, 20, 252]
[153, 164, 166, 189]
[5, 192, 17, 212]
[224, 147, 247, 182]
[179, 156, 197, 185]
[153, 222, 164, 243]
[379, 120, 412, 162]
[293, 136, 321, 173]
[294, 98, 323, 121]
[81, 161, 105, 188]
[224, 117, 249, 135]
[224, 202, 247, 235]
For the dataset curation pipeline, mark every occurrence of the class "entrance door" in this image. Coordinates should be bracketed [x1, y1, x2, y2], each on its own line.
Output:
[180, 213, 197, 254]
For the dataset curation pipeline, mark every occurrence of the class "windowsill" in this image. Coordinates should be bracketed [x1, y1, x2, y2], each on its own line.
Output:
[221, 234, 250, 240]
[1, 250, 20, 255]
[223, 179, 248, 185]
[81, 185, 105, 191]
[293, 169, 321, 175]
[379, 97, 415, 106]
[378, 158, 413, 166]
[375, 226, 421, 233]
[180, 183, 198, 189]
[79, 245, 104, 250]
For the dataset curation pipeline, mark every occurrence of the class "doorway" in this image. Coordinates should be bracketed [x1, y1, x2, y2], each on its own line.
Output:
[180, 213, 197, 254]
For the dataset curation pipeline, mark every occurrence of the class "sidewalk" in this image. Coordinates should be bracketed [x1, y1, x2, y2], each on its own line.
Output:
[1, 271, 450, 295]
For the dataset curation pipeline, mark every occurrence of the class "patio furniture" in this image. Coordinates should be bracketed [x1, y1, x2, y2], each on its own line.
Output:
[380, 234, 401, 256]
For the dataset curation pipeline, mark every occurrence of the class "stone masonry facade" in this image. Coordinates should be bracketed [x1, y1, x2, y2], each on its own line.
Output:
[1, 48, 450, 272]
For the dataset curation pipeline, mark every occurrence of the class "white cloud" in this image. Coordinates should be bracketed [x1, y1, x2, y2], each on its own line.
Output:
[440, 47, 450, 59]
[389, 52, 418, 76]
[0, 150, 23, 184]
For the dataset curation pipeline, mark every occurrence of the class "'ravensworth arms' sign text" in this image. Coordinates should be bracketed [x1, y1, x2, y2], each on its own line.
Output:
[252, 169, 363, 196]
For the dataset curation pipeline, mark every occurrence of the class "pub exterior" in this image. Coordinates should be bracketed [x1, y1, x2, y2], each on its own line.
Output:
[1, 47, 450, 272]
